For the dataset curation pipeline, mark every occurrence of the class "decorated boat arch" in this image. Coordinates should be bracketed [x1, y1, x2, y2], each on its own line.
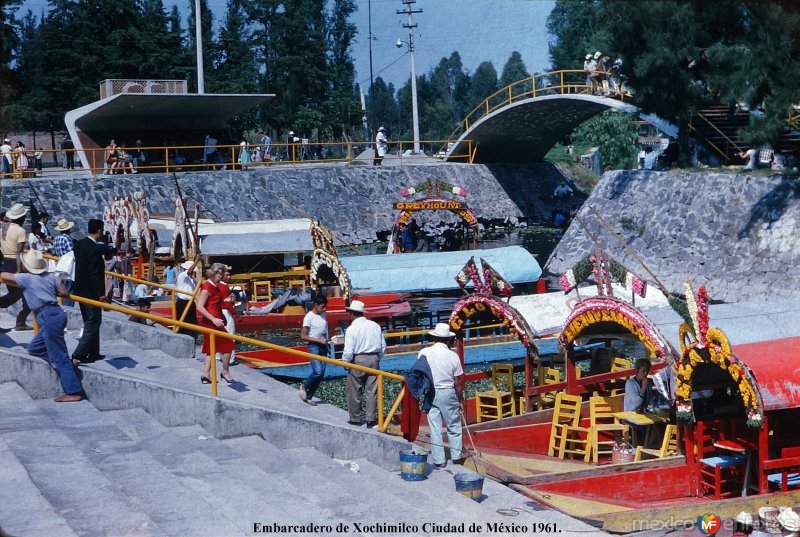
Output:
[555, 250, 676, 397]
[448, 257, 542, 413]
[389, 178, 478, 253]
[308, 220, 352, 304]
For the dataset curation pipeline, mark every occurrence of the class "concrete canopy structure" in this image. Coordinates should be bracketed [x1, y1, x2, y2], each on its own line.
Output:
[64, 89, 274, 174]
[446, 94, 676, 164]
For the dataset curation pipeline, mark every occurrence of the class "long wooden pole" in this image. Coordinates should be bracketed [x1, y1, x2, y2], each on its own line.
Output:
[585, 205, 671, 296]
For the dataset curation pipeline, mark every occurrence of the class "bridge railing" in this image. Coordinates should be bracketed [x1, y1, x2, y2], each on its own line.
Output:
[441, 69, 633, 159]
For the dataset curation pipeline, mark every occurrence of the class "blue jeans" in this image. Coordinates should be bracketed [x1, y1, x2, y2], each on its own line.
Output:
[303, 343, 327, 399]
[29, 305, 83, 395]
[428, 387, 463, 465]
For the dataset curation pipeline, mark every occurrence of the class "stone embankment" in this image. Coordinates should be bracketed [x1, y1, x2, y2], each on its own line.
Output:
[545, 170, 800, 302]
[7, 161, 573, 243]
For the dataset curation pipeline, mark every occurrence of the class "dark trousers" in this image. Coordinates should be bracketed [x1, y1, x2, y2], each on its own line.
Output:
[176, 298, 198, 342]
[65, 153, 74, 169]
[73, 302, 102, 359]
[0, 258, 31, 326]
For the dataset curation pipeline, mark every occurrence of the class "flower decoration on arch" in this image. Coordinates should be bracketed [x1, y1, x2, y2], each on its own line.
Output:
[674, 283, 763, 427]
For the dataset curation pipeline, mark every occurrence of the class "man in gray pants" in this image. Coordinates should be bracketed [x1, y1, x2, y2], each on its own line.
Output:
[341, 300, 386, 429]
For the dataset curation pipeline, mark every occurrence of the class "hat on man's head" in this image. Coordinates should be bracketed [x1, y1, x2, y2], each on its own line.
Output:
[585, 54, 592, 60]
[6, 203, 28, 220]
[21, 250, 47, 275]
[180, 260, 195, 270]
[289, 131, 294, 135]
[378, 126, 386, 132]
[346, 300, 366, 314]
[429, 322, 455, 339]
[594, 51, 602, 59]
[55, 218, 75, 232]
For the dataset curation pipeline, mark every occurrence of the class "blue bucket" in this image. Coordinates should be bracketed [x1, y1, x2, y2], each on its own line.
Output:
[454, 472, 484, 500]
[399, 449, 428, 481]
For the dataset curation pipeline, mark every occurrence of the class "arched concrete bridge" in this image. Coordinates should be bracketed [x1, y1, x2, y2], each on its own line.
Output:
[445, 70, 676, 164]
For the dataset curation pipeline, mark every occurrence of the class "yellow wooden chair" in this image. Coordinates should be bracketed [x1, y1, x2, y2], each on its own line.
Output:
[635, 424, 679, 461]
[252, 280, 272, 301]
[547, 393, 583, 457]
[588, 394, 629, 463]
[531, 367, 561, 410]
[475, 364, 516, 423]
[610, 357, 631, 396]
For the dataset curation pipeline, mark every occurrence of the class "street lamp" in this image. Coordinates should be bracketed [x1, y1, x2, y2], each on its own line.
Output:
[397, 0, 421, 154]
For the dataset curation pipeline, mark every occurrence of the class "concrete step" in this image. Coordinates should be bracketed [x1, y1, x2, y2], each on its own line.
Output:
[33, 400, 248, 537]
[0, 383, 164, 537]
[102, 408, 343, 527]
[0, 435, 78, 537]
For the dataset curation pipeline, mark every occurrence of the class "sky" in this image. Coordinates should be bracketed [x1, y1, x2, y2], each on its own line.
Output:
[17, 0, 556, 90]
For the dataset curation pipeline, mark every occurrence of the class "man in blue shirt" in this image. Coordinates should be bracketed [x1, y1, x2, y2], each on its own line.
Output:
[1, 250, 83, 401]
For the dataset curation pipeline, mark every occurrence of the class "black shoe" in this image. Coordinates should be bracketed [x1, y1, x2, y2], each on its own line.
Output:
[72, 354, 95, 364]
[452, 457, 466, 465]
[201, 376, 212, 384]
[14, 324, 33, 331]
[220, 374, 235, 384]
[434, 462, 447, 468]
[366, 421, 378, 429]
[347, 420, 363, 426]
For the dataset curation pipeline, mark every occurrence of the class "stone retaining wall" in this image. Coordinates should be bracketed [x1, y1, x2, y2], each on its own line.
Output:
[545, 170, 800, 302]
[11, 162, 570, 242]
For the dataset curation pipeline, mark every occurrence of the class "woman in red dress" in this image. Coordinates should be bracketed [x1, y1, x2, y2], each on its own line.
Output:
[196, 263, 236, 384]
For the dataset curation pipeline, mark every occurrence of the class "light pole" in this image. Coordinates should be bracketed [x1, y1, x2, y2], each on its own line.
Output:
[194, 0, 204, 94]
[396, 0, 422, 154]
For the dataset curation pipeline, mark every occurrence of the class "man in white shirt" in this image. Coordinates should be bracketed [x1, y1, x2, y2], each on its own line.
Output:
[0, 202, 33, 329]
[342, 300, 386, 428]
[373, 127, 389, 166]
[420, 323, 465, 468]
[300, 295, 328, 406]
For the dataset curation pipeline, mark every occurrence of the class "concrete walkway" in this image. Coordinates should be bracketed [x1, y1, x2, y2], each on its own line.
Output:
[0, 303, 608, 537]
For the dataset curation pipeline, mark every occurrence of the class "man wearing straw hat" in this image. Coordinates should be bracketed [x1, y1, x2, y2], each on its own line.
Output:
[0, 202, 33, 330]
[342, 300, 386, 428]
[419, 322, 465, 468]
[0, 250, 84, 402]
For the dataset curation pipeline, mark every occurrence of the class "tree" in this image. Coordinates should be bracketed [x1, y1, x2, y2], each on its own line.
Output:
[572, 110, 638, 169]
[0, 0, 23, 132]
[464, 61, 498, 117]
[326, 0, 357, 99]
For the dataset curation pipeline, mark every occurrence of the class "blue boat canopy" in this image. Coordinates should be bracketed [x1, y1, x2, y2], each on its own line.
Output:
[340, 245, 541, 293]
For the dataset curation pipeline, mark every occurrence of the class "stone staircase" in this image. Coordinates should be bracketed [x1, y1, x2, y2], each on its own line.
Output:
[0, 303, 608, 537]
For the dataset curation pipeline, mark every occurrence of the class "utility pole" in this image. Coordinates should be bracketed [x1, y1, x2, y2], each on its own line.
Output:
[368, 0, 376, 142]
[194, 0, 205, 94]
[396, 0, 422, 154]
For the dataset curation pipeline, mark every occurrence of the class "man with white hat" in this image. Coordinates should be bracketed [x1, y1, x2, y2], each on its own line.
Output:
[0, 202, 33, 330]
[342, 300, 386, 427]
[373, 127, 389, 166]
[0, 250, 84, 401]
[52, 218, 75, 256]
[419, 322, 465, 468]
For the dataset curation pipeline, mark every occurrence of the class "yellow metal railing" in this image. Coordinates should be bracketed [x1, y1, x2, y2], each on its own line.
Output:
[440, 69, 632, 158]
[3, 138, 478, 180]
[688, 111, 745, 163]
[47, 289, 407, 434]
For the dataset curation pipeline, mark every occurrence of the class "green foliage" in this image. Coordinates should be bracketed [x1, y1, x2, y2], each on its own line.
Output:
[572, 110, 638, 169]
[547, 0, 800, 165]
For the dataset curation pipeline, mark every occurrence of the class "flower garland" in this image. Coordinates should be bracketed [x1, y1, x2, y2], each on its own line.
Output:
[674, 320, 763, 427]
[449, 294, 535, 348]
[558, 254, 646, 298]
[309, 248, 352, 303]
[399, 179, 468, 198]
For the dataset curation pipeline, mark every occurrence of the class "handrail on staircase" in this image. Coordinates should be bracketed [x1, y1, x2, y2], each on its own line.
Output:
[21, 256, 408, 435]
[690, 111, 745, 163]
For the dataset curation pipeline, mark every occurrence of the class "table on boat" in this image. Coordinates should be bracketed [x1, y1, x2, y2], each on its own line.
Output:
[613, 411, 669, 448]
[713, 438, 756, 497]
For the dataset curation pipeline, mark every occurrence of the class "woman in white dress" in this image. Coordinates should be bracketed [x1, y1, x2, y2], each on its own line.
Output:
[14, 142, 29, 172]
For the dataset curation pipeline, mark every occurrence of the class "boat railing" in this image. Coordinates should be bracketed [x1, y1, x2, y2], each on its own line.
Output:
[17, 275, 408, 434]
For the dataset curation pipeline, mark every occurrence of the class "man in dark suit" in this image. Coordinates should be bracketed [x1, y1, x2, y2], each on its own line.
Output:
[72, 219, 110, 363]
